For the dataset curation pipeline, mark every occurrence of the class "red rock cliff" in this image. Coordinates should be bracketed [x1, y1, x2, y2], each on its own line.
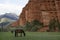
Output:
[18, 0, 60, 26]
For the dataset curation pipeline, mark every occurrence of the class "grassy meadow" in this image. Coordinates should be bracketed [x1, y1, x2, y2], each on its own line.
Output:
[0, 32, 60, 40]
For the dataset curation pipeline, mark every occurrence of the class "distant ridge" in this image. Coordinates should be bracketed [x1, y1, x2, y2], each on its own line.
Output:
[0, 13, 19, 20]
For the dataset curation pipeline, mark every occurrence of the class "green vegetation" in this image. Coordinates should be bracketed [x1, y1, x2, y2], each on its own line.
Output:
[24, 20, 43, 31]
[0, 32, 60, 40]
[49, 18, 60, 32]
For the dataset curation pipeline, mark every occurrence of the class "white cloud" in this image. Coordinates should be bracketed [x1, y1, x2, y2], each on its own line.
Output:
[0, 0, 29, 16]
[0, 4, 23, 15]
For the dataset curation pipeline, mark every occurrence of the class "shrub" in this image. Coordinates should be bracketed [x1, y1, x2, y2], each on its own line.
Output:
[24, 20, 43, 31]
[49, 18, 60, 32]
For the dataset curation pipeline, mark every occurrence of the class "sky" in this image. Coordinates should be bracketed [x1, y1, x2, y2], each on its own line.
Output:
[0, 0, 29, 16]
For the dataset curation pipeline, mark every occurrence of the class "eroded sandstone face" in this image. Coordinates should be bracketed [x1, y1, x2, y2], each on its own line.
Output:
[18, 0, 60, 26]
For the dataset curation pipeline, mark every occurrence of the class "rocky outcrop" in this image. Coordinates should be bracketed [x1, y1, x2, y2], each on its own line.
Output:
[18, 0, 60, 26]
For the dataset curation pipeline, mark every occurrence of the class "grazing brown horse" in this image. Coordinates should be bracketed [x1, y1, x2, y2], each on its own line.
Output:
[11, 29, 26, 37]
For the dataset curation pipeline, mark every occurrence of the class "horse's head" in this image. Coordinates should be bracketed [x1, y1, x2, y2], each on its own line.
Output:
[11, 30, 14, 33]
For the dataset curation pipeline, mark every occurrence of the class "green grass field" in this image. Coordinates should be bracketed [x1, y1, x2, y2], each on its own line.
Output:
[0, 32, 60, 40]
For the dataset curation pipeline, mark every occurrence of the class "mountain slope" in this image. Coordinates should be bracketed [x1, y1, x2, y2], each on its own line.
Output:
[0, 13, 19, 20]
[0, 17, 17, 28]
[0, 13, 19, 28]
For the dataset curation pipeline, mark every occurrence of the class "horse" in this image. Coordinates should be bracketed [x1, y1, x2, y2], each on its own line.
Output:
[11, 29, 26, 37]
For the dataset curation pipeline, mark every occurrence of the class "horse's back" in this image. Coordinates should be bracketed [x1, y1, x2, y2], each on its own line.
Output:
[15, 29, 24, 33]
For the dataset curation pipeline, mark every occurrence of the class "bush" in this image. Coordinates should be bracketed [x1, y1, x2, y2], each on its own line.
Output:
[31, 26, 38, 32]
[49, 18, 60, 32]
[24, 21, 32, 31]
[24, 20, 43, 31]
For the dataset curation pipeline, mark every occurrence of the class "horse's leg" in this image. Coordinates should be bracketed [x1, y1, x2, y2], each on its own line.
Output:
[23, 32, 25, 37]
[17, 33, 18, 37]
[15, 32, 18, 37]
[22, 31, 26, 37]
[15, 32, 16, 37]
[20, 33, 22, 37]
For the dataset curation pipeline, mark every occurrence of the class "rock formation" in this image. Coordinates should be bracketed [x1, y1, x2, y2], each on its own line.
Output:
[18, 0, 60, 26]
